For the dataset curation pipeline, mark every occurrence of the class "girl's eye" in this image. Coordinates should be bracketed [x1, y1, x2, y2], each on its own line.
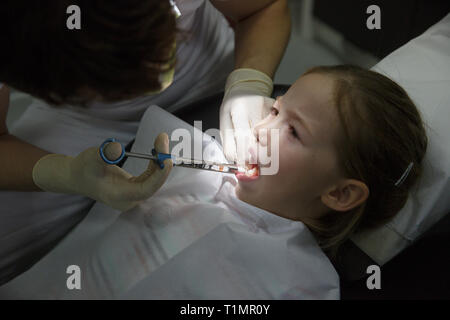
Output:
[289, 125, 299, 139]
[270, 107, 279, 116]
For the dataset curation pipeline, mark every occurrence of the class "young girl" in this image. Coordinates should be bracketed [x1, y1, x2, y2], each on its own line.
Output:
[0, 65, 427, 299]
[236, 64, 428, 257]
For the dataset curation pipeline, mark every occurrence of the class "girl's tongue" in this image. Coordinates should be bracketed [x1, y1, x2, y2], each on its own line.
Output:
[235, 163, 259, 182]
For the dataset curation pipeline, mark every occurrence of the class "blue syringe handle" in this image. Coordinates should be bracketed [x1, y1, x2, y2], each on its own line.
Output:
[99, 138, 175, 169]
[99, 138, 125, 165]
[151, 149, 175, 169]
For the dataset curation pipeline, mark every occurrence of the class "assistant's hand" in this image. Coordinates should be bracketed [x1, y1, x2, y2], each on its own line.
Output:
[219, 68, 274, 166]
[32, 133, 173, 211]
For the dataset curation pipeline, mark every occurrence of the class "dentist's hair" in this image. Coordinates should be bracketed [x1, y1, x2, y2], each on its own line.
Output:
[302, 65, 428, 258]
[0, 0, 177, 105]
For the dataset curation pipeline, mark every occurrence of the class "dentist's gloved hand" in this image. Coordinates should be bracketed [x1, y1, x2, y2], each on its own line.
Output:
[32, 132, 173, 212]
[219, 68, 274, 166]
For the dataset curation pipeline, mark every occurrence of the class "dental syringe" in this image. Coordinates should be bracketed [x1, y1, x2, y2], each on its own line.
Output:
[99, 138, 243, 174]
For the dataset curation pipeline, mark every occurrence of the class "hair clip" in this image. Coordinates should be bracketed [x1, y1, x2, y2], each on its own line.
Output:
[394, 162, 414, 187]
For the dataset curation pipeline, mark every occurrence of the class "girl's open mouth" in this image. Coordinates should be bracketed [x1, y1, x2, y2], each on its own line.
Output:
[235, 163, 259, 182]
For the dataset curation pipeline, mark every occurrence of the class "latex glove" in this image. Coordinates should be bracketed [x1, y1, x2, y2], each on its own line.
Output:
[219, 68, 275, 165]
[32, 133, 173, 212]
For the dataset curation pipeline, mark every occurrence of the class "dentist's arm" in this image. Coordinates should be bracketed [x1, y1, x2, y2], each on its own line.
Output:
[212, 0, 291, 164]
[0, 84, 49, 191]
[0, 84, 172, 211]
[211, 0, 291, 77]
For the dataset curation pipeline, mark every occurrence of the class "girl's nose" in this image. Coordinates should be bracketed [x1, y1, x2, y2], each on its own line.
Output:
[253, 112, 282, 148]
[254, 126, 269, 147]
[253, 127, 259, 142]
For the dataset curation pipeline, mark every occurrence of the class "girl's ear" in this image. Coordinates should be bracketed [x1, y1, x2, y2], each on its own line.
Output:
[321, 179, 369, 212]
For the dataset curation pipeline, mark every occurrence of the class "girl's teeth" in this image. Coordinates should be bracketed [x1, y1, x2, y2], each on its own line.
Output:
[245, 166, 258, 177]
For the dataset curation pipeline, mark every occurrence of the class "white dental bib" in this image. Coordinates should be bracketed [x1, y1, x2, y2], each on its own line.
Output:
[121, 174, 340, 300]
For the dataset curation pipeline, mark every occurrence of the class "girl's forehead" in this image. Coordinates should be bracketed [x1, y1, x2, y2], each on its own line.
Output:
[288, 73, 334, 105]
[283, 73, 342, 146]
[286, 74, 336, 121]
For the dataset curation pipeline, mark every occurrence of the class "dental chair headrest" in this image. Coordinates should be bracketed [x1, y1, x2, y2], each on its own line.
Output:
[350, 13, 450, 266]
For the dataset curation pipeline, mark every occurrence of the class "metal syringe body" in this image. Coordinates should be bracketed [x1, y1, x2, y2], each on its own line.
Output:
[124, 151, 242, 174]
[99, 138, 243, 174]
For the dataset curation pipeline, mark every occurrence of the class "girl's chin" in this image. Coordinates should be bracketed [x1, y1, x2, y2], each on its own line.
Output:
[234, 174, 262, 201]
[234, 183, 256, 204]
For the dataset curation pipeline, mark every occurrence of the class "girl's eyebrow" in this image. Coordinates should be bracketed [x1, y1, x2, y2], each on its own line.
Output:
[277, 96, 314, 139]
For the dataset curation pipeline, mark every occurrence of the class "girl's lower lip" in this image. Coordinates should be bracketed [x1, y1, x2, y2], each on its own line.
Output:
[234, 164, 259, 182]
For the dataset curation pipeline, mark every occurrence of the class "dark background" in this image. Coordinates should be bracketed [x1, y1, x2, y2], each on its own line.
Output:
[314, 0, 450, 59]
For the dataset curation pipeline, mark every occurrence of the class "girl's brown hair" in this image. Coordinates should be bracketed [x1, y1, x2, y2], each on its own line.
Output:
[0, 0, 177, 105]
[303, 65, 428, 258]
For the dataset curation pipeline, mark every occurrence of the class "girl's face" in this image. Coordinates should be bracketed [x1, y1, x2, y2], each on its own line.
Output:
[235, 73, 345, 222]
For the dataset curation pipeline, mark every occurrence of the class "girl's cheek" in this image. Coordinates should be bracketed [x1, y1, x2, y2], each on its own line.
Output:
[279, 130, 293, 154]
[279, 154, 296, 174]
[279, 140, 302, 172]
